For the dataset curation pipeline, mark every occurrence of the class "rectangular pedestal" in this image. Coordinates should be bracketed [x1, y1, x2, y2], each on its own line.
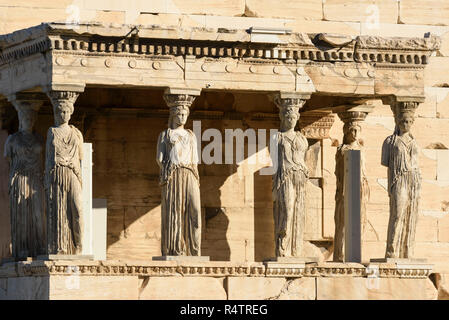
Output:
[152, 256, 210, 262]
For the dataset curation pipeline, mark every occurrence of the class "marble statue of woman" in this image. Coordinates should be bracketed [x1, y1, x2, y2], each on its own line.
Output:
[272, 103, 309, 257]
[156, 105, 201, 256]
[4, 106, 46, 258]
[381, 111, 421, 259]
[333, 120, 370, 262]
[45, 94, 83, 255]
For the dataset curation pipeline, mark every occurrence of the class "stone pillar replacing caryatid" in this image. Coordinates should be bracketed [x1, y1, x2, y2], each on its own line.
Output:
[265, 91, 318, 266]
[332, 102, 374, 263]
[4, 93, 46, 260]
[42, 84, 93, 260]
[154, 87, 209, 262]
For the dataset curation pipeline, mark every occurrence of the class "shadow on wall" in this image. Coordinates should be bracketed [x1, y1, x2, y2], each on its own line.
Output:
[200, 170, 232, 261]
[84, 114, 163, 260]
[0, 131, 11, 260]
[254, 170, 275, 261]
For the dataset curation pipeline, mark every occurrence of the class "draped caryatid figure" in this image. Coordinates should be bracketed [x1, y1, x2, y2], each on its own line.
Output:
[381, 101, 421, 259]
[4, 98, 46, 258]
[156, 91, 201, 256]
[272, 96, 309, 257]
[45, 91, 83, 255]
[333, 110, 370, 262]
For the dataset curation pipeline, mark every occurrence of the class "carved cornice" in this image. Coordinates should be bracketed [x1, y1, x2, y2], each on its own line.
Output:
[356, 35, 441, 51]
[0, 261, 432, 279]
[0, 38, 51, 65]
[0, 23, 440, 69]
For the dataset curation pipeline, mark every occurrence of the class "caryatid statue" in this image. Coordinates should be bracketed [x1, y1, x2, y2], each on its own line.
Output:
[272, 93, 309, 257]
[4, 95, 46, 258]
[156, 88, 201, 256]
[333, 107, 372, 262]
[45, 90, 84, 255]
[381, 100, 421, 259]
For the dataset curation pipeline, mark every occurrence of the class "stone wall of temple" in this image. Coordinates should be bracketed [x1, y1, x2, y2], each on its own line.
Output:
[0, 1, 448, 278]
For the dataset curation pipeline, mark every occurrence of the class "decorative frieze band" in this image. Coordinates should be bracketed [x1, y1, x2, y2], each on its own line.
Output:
[45, 37, 434, 67]
[0, 261, 432, 279]
[299, 112, 335, 140]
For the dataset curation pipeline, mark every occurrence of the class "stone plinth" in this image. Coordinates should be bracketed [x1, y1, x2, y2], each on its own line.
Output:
[0, 260, 438, 300]
[37, 255, 95, 261]
[367, 258, 433, 278]
[152, 256, 210, 262]
[263, 257, 319, 278]
[370, 258, 428, 264]
[264, 257, 319, 263]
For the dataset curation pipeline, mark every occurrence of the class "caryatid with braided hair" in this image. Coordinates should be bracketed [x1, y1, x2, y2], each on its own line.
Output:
[156, 88, 202, 256]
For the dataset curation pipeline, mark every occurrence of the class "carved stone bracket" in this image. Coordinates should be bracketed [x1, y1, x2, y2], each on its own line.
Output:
[163, 87, 201, 110]
[7, 92, 45, 113]
[380, 96, 423, 130]
[273, 91, 311, 111]
[44, 84, 85, 113]
[334, 101, 376, 124]
[391, 98, 422, 121]
[47, 91, 79, 108]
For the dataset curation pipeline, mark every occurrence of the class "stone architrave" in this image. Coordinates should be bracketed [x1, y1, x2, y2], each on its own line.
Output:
[333, 104, 373, 262]
[45, 88, 84, 255]
[381, 98, 422, 259]
[272, 92, 311, 258]
[156, 88, 202, 256]
[4, 94, 46, 259]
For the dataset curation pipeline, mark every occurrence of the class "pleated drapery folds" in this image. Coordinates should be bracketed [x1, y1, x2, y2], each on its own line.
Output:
[382, 133, 421, 258]
[4, 131, 46, 258]
[272, 131, 309, 257]
[45, 125, 83, 255]
[157, 128, 201, 256]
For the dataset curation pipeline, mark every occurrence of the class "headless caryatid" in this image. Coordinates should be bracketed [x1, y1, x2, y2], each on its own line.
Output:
[272, 96, 309, 257]
[4, 98, 46, 258]
[156, 90, 201, 256]
[45, 91, 83, 255]
[333, 111, 370, 262]
[381, 101, 421, 259]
